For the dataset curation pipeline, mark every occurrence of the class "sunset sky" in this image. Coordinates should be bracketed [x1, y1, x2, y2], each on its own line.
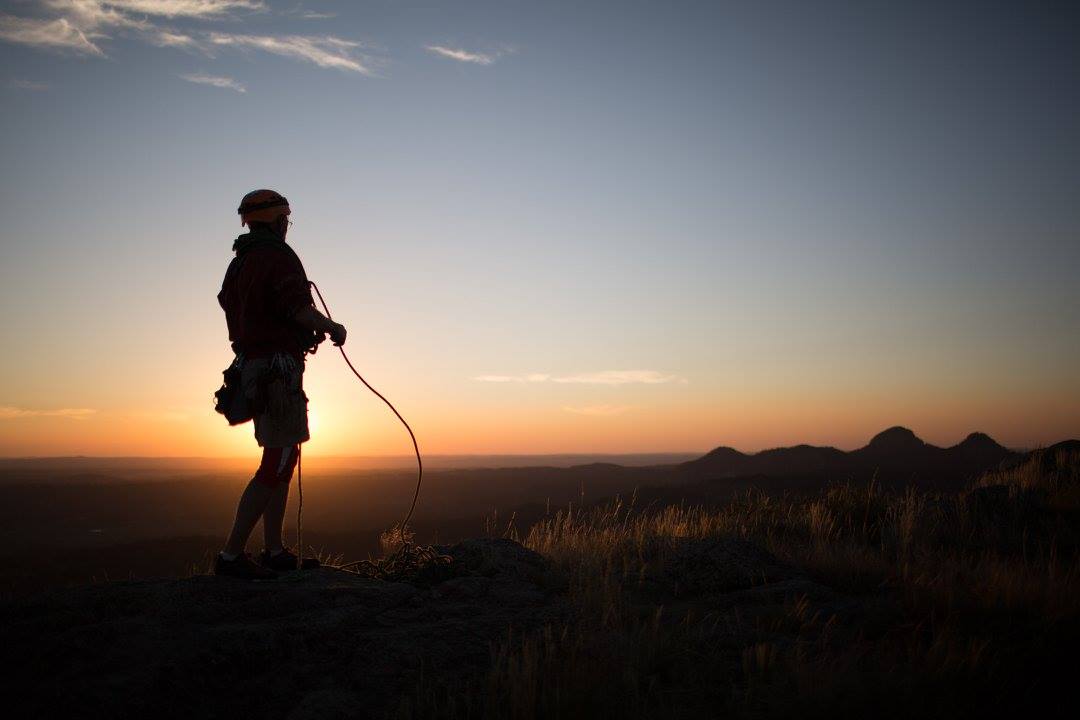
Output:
[1, 1, 1078, 458]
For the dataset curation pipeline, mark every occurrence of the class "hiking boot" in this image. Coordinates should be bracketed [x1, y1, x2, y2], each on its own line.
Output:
[213, 551, 277, 580]
[258, 547, 321, 571]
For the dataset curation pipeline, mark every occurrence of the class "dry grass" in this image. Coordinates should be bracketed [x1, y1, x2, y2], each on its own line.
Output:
[399, 448, 1080, 718]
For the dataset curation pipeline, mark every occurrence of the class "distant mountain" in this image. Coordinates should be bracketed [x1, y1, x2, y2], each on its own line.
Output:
[680, 426, 1019, 489]
[860, 426, 927, 453]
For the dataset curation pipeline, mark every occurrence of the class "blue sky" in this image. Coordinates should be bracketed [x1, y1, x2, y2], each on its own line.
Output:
[1, 1, 1078, 456]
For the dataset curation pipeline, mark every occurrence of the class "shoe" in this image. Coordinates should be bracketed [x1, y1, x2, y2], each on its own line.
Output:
[258, 547, 321, 571]
[214, 551, 277, 580]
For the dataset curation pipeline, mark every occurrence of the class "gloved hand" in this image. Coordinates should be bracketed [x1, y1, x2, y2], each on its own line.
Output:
[294, 305, 346, 348]
[329, 321, 347, 347]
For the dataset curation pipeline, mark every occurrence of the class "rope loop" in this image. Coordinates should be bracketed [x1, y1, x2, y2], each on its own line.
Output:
[308, 280, 425, 551]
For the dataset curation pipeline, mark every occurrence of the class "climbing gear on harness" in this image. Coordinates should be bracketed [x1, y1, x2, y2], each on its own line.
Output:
[238, 189, 291, 226]
[213, 354, 251, 425]
[212, 352, 302, 426]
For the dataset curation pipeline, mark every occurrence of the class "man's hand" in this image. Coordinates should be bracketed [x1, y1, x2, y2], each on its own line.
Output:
[328, 322, 347, 347]
[294, 305, 347, 347]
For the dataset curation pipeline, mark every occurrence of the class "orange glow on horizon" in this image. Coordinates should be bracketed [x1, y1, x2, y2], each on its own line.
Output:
[2, 383, 1077, 459]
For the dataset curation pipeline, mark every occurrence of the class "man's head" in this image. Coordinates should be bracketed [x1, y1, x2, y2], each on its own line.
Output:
[238, 189, 291, 239]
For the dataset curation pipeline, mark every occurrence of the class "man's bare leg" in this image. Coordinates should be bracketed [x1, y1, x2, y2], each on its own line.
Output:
[222, 445, 297, 557]
[262, 480, 291, 555]
[223, 478, 275, 556]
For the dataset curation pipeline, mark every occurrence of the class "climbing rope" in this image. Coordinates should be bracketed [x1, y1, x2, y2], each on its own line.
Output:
[338, 542, 453, 582]
[302, 281, 447, 578]
[296, 442, 303, 571]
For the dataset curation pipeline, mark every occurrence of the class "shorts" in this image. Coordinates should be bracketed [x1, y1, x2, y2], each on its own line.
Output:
[240, 352, 309, 448]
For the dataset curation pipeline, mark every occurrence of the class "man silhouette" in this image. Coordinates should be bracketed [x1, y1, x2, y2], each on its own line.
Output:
[213, 189, 347, 579]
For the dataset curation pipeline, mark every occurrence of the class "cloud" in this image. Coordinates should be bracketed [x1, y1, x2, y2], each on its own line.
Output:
[92, 0, 264, 18]
[152, 30, 199, 48]
[209, 32, 373, 74]
[8, 78, 51, 90]
[0, 406, 97, 420]
[0, 15, 104, 55]
[425, 45, 496, 65]
[562, 405, 633, 417]
[473, 370, 686, 385]
[44, 0, 152, 33]
[472, 374, 550, 383]
[1, 2, 375, 76]
[1, 2, 169, 56]
[2, 1, 260, 56]
[180, 72, 245, 91]
[286, 6, 335, 20]
[553, 370, 685, 385]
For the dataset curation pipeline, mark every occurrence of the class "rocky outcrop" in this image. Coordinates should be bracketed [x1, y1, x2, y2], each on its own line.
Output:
[2, 539, 565, 720]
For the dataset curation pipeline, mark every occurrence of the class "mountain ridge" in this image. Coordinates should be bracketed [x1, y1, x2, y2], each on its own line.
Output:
[680, 426, 1020, 487]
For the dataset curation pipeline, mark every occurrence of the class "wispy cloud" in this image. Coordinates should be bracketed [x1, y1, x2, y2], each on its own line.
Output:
[2, 1, 259, 56]
[180, 72, 245, 92]
[209, 32, 372, 74]
[0, 15, 104, 55]
[92, 1, 264, 18]
[2, 1, 376, 77]
[286, 5, 335, 20]
[9, 78, 51, 90]
[0, 406, 97, 420]
[425, 44, 496, 65]
[152, 30, 199, 48]
[44, 0, 152, 33]
[473, 370, 686, 385]
[3, 2, 177, 57]
[472, 374, 550, 383]
[1, 2, 377, 79]
[562, 405, 634, 417]
[553, 371, 685, 385]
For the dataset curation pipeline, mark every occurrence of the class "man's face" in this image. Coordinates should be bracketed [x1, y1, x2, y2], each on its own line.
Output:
[277, 214, 290, 240]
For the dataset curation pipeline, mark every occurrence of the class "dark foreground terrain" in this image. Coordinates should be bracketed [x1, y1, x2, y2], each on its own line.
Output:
[3, 535, 883, 719]
[3, 539, 563, 720]
[2, 435, 1077, 718]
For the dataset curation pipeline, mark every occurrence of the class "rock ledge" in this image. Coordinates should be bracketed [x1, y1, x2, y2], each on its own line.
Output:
[2, 538, 563, 720]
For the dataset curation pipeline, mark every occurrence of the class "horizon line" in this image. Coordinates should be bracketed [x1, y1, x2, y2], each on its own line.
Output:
[0, 451, 709, 461]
